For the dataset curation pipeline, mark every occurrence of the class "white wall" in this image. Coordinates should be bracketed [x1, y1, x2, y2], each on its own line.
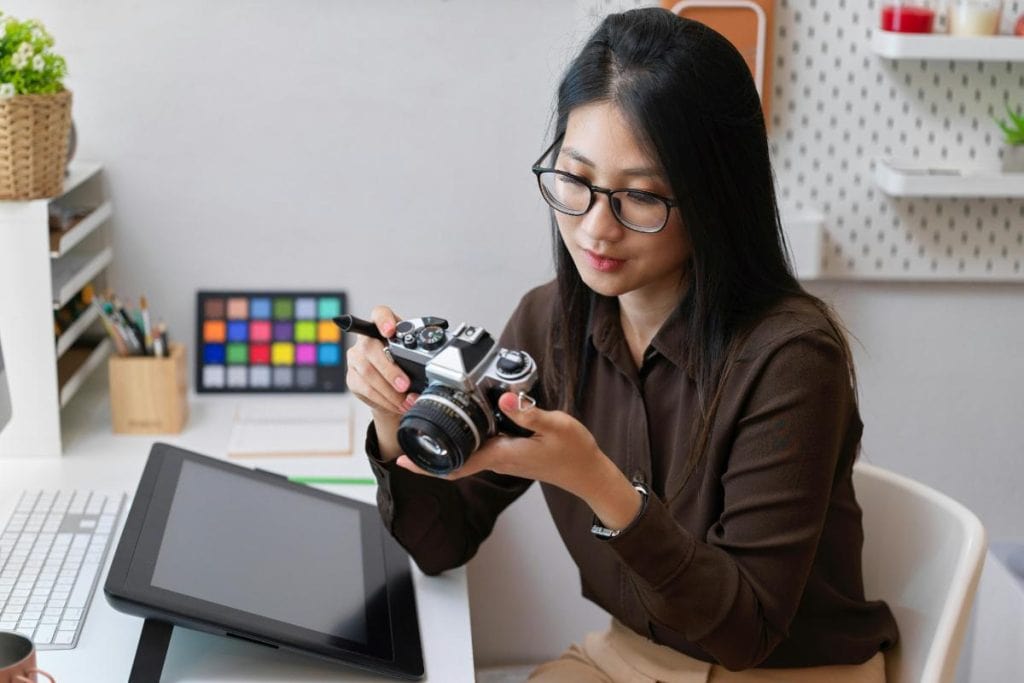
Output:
[10, 0, 580, 337]
[11, 0, 1023, 671]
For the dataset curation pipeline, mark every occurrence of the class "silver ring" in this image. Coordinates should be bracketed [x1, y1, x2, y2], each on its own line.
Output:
[382, 347, 394, 364]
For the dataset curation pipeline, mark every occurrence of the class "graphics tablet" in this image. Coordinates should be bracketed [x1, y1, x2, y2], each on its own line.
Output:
[104, 442, 424, 680]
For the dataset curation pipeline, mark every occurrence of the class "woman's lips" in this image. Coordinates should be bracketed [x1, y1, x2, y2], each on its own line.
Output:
[583, 249, 626, 272]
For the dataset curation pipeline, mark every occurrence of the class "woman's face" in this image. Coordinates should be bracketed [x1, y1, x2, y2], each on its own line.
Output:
[554, 102, 691, 305]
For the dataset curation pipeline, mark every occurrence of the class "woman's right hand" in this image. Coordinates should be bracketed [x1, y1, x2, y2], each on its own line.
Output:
[345, 306, 417, 460]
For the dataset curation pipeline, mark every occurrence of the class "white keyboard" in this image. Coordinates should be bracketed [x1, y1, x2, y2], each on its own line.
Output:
[0, 490, 126, 649]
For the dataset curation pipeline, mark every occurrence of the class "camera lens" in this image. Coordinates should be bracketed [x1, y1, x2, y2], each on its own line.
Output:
[397, 384, 491, 474]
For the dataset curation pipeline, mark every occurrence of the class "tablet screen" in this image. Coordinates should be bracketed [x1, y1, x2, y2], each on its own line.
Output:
[150, 459, 368, 643]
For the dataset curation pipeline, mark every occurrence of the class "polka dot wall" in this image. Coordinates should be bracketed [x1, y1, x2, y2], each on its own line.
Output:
[576, 0, 1024, 280]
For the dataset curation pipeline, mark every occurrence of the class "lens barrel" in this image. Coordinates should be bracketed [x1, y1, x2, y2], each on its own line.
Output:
[397, 384, 491, 474]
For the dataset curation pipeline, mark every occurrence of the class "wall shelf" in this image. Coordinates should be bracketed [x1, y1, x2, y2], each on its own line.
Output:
[57, 338, 111, 408]
[50, 200, 113, 258]
[871, 30, 1024, 61]
[874, 158, 1024, 197]
[0, 161, 113, 456]
[60, 162, 102, 197]
[780, 207, 824, 280]
[55, 303, 101, 358]
[50, 247, 113, 310]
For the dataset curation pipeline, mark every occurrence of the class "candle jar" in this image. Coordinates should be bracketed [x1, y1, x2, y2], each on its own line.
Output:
[949, 0, 1003, 35]
[881, 1, 939, 33]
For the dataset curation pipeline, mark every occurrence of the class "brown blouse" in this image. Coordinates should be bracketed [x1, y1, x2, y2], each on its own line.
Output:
[366, 281, 898, 670]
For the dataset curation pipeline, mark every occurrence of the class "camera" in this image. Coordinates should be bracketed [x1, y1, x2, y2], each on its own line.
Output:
[338, 314, 538, 474]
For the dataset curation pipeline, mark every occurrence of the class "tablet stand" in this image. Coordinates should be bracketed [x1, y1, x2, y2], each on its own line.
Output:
[129, 618, 174, 683]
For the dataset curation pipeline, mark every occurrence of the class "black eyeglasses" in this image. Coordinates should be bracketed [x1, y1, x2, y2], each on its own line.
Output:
[531, 135, 677, 234]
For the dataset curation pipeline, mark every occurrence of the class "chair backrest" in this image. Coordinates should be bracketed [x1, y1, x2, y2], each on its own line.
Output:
[853, 462, 987, 683]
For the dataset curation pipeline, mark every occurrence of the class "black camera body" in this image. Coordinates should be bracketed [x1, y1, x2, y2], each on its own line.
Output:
[385, 316, 538, 474]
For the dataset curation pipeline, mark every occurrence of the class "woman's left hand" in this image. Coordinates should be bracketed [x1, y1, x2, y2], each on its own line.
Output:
[394, 392, 606, 501]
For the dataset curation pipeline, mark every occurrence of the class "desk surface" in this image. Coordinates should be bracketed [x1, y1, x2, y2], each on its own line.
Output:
[0, 371, 475, 682]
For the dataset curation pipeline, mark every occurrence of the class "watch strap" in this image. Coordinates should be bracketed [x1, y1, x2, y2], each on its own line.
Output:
[591, 481, 649, 540]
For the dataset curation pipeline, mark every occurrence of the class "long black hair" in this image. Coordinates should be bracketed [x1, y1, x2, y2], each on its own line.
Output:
[543, 8, 855, 495]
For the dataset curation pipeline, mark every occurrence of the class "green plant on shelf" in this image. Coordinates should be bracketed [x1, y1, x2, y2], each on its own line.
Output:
[0, 13, 67, 98]
[994, 103, 1024, 147]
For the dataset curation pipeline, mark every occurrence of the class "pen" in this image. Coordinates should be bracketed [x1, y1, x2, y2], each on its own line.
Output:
[95, 304, 130, 356]
[333, 315, 388, 342]
[98, 300, 141, 355]
[113, 297, 146, 352]
[152, 323, 165, 358]
[139, 295, 154, 355]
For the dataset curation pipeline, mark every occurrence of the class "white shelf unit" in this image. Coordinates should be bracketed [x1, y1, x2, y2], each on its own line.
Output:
[780, 207, 825, 280]
[0, 162, 115, 456]
[871, 30, 1024, 61]
[874, 158, 1024, 197]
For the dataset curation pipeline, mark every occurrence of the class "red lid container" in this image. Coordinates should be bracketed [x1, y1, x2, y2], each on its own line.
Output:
[880, 4, 936, 33]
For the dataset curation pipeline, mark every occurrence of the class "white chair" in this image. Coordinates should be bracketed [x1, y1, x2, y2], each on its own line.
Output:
[477, 463, 988, 683]
[853, 461, 987, 683]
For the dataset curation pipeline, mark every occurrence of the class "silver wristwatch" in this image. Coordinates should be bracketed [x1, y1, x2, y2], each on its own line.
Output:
[590, 481, 649, 540]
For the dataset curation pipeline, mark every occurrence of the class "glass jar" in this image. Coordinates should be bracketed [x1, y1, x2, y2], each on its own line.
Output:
[948, 0, 1003, 35]
[881, 1, 939, 33]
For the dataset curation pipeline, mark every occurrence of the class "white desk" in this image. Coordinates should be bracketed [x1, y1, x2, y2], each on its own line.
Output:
[0, 371, 475, 682]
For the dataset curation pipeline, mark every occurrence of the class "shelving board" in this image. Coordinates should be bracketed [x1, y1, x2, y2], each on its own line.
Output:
[780, 207, 824, 280]
[55, 303, 101, 358]
[57, 162, 102, 199]
[57, 337, 111, 408]
[874, 158, 1024, 197]
[871, 30, 1024, 61]
[50, 200, 113, 257]
[50, 247, 113, 310]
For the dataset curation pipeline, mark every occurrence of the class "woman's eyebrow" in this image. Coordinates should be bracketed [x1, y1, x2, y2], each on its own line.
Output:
[561, 146, 661, 178]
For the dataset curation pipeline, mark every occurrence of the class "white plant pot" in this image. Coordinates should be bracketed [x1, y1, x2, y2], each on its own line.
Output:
[1002, 145, 1024, 174]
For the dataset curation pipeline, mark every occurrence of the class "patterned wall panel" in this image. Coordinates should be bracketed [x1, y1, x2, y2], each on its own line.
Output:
[575, 0, 1024, 280]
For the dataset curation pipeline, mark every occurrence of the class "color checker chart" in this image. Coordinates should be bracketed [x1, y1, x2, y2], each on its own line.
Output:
[195, 291, 347, 393]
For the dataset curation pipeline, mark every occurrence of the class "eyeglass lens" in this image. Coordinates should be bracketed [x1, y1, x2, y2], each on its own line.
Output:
[537, 171, 667, 232]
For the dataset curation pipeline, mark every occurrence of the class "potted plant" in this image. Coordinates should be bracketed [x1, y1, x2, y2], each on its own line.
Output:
[0, 12, 70, 199]
[994, 103, 1024, 174]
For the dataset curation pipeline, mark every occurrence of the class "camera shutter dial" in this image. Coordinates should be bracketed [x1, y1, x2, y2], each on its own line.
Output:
[417, 325, 446, 351]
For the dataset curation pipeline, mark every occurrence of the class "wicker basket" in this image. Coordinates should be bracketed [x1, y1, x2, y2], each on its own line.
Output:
[0, 90, 72, 200]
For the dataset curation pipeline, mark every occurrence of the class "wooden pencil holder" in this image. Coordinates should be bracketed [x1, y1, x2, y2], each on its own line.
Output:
[108, 342, 189, 434]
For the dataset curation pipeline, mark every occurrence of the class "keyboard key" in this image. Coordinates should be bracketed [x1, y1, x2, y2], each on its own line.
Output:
[63, 607, 82, 620]
[58, 618, 79, 632]
[68, 565, 98, 608]
[34, 623, 56, 644]
[86, 496, 105, 515]
[54, 630, 75, 645]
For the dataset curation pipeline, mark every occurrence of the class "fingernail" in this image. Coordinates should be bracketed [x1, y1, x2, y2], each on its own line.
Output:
[394, 376, 409, 391]
[382, 323, 395, 337]
[404, 393, 418, 408]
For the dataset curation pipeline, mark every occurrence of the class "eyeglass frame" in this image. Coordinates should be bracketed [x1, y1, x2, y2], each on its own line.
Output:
[530, 134, 678, 234]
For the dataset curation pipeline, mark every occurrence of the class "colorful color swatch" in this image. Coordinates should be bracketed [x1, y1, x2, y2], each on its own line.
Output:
[196, 291, 347, 393]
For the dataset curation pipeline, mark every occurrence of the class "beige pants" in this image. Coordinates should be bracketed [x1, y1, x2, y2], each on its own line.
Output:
[528, 619, 886, 683]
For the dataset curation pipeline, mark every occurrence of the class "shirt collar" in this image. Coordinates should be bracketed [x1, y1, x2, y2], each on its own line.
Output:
[588, 293, 692, 376]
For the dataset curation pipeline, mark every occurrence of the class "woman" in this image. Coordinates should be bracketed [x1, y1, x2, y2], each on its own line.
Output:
[346, 8, 898, 682]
